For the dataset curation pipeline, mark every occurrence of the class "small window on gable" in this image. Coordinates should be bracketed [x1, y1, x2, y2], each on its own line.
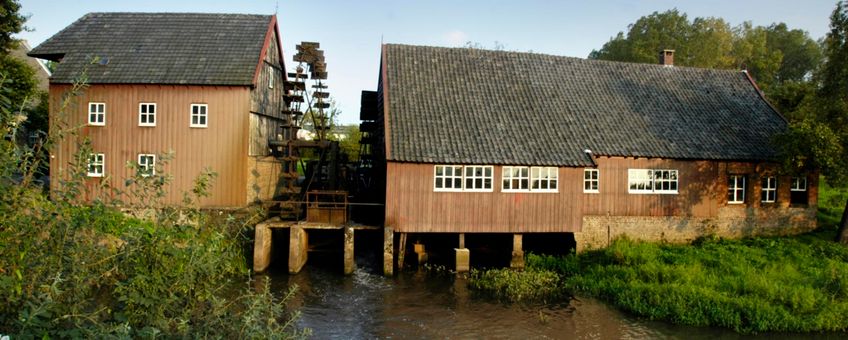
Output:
[790, 176, 808, 205]
[138, 154, 156, 177]
[728, 175, 746, 204]
[584, 168, 599, 193]
[190, 104, 208, 128]
[761, 176, 777, 203]
[268, 65, 274, 89]
[87, 153, 104, 177]
[502, 166, 529, 192]
[88, 102, 105, 126]
[434, 165, 463, 191]
[139, 103, 156, 127]
[531, 167, 558, 192]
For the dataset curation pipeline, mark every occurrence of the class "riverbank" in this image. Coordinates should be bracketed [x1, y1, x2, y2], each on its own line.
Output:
[470, 182, 848, 334]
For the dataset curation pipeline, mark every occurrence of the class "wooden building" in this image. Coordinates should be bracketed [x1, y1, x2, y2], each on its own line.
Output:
[29, 13, 287, 207]
[365, 45, 817, 270]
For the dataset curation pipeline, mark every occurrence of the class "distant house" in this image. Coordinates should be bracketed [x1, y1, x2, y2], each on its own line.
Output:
[11, 40, 51, 93]
[29, 13, 287, 207]
[366, 44, 817, 257]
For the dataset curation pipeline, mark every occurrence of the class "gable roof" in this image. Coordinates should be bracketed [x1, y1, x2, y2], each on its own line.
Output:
[382, 44, 787, 166]
[28, 12, 277, 86]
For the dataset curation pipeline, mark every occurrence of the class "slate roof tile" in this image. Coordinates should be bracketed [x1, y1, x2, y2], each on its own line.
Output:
[28, 12, 272, 85]
[383, 44, 787, 166]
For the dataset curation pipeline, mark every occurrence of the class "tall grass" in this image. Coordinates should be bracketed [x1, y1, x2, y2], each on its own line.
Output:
[469, 180, 848, 333]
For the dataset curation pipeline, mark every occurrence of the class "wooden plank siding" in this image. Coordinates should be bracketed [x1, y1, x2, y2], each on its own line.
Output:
[385, 157, 817, 233]
[49, 84, 251, 207]
[249, 28, 285, 156]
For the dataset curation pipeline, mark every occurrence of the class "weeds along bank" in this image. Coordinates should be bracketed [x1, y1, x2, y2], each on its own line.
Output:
[0, 78, 308, 338]
[470, 230, 848, 334]
[470, 185, 848, 334]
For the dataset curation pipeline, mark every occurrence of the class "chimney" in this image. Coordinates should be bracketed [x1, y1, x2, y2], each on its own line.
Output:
[659, 49, 675, 66]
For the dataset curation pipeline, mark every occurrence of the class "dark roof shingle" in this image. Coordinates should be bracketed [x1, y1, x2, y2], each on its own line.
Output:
[384, 44, 786, 166]
[29, 12, 272, 85]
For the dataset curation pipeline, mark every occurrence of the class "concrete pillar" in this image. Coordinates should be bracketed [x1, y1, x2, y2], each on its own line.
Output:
[253, 223, 272, 273]
[383, 227, 394, 276]
[288, 225, 308, 274]
[344, 226, 355, 275]
[455, 248, 470, 273]
[510, 234, 525, 269]
[414, 242, 428, 266]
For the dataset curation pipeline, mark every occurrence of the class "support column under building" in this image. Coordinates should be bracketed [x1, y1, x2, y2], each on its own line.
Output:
[253, 222, 272, 273]
[455, 233, 469, 273]
[510, 234, 525, 269]
[344, 226, 355, 275]
[383, 227, 394, 276]
[289, 225, 308, 274]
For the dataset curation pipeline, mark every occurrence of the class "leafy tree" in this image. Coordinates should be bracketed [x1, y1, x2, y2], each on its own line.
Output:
[0, 0, 27, 55]
[588, 9, 821, 93]
[773, 2, 848, 242]
[336, 124, 362, 161]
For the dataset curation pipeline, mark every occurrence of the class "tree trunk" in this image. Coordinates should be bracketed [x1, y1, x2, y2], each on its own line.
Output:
[837, 198, 848, 244]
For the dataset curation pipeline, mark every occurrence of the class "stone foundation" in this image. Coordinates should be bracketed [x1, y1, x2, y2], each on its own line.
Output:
[575, 206, 817, 252]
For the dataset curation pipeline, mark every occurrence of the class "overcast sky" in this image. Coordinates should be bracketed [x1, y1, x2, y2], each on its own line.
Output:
[16, 0, 837, 124]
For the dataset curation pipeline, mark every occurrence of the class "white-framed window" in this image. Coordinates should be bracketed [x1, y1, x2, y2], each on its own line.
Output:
[268, 65, 274, 88]
[139, 103, 156, 127]
[628, 169, 678, 194]
[138, 154, 156, 177]
[531, 167, 558, 192]
[790, 177, 807, 191]
[190, 104, 208, 128]
[584, 168, 599, 193]
[502, 166, 530, 192]
[464, 165, 494, 192]
[88, 102, 105, 126]
[434, 165, 463, 191]
[87, 153, 104, 177]
[728, 175, 746, 204]
[761, 176, 777, 203]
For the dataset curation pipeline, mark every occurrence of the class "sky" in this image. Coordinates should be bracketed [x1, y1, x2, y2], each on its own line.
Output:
[15, 0, 837, 124]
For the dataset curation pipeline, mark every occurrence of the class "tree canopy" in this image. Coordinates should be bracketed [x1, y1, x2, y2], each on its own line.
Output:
[588, 9, 821, 94]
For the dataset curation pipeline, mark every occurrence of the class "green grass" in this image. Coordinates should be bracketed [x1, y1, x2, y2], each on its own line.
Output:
[469, 179, 848, 334]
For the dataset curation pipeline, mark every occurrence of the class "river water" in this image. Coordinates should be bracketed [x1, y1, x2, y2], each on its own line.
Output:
[257, 259, 834, 340]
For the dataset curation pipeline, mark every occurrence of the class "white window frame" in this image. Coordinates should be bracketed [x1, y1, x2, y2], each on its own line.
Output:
[790, 177, 807, 191]
[138, 154, 156, 177]
[268, 65, 274, 89]
[434, 165, 464, 192]
[761, 176, 777, 203]
[502, 166, 530, 192]
[628, 169, 679, 194]
[88, 102, 106, 126]
[584, 168, 599, 193]
[530, 167, 558, 193]
[139, 103, 156, 127]
[190, 104, 208, 128]
[87, 153, 105, 177]
[728, 175, 746, 204]
[463, 165, 494, 192]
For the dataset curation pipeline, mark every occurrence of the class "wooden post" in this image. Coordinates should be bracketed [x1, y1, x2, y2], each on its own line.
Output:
[397, 233, 408, 272]
[458, 233, 465, 248]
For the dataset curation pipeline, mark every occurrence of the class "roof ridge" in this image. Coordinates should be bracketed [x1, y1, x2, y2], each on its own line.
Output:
[384, 43, 745, 74]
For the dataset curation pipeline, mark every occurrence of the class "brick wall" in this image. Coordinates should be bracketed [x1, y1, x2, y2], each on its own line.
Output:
[575, 206, 817, 251]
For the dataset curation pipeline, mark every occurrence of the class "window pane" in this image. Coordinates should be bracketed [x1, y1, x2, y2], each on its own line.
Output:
[466, 178, 473, 189]
[436, 178, 443, 188]
[485, 167, 492, 177]
[521, 179, 528, 189]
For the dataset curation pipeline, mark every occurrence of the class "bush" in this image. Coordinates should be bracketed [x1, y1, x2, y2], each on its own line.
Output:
[468, 267, 564, 302]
